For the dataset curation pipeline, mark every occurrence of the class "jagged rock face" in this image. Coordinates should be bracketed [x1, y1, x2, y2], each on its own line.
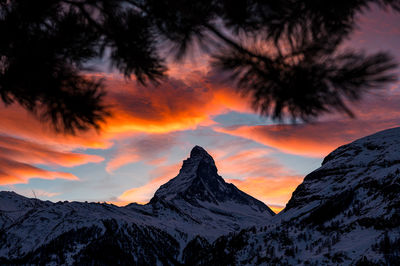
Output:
[154, 146, 222, 202]
[153, 146, 273, 214]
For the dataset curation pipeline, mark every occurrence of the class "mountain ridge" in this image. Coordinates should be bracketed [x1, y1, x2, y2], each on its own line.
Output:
[1, 128, 400, 265]
[0, 145, 274, 264]
[193, 127, 400, 265]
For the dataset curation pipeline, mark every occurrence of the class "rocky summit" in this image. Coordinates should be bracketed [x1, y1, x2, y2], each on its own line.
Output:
[0, 146, 273, 265]
[153, 145, 273, 214]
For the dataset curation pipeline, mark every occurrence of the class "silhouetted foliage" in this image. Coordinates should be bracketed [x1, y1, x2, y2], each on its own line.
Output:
[1, 0, 399, 132]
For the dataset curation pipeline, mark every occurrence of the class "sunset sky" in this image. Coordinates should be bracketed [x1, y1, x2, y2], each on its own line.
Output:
[0, 7, 399, 213]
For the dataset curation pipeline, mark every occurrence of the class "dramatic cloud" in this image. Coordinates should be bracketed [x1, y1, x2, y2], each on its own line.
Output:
[0, 157, 78, 185]
[101, 73, 251, 135]
[0, 70, 251, 188]
[0, 135, 103, 167]
[0, 71, 245, 150]
[0, 104, 112, 149]
[0, 134, 102, 185]
[217, 118, 400, 158]
[213, 148, 282, 178]
[212, 148, 303, 208]
[213, 79, 400, 157]
[0, 16, 398, 205]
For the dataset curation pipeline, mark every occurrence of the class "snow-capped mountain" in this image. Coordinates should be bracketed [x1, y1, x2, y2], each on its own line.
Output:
[148, 145, 274, 235]
[1, 128, 400, 265]
[0, 146, 273, 264]
[154, 146, 272, 213]
[193, 127, 400, 265]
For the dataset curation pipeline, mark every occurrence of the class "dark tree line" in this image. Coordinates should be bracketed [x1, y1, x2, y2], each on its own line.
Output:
[1, 0, 399, 133]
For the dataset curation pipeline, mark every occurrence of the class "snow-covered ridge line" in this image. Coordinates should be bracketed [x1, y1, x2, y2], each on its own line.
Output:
[0, 146, 273, 264]
[2, 127, 400, 265]
[198, 127, 400, 265]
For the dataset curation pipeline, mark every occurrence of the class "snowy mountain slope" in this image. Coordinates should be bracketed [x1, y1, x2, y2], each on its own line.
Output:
[2, 127, 400, 265]
[189, 127, 400, 265]
[0, 191, 52, 229]
[282, 126, 400, 226]
[0, 146, 273, 264]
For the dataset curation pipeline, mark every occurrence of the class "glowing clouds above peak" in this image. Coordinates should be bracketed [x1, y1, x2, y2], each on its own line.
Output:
[0, 70, 254, 187]
[102, 76, 250, 135]
[0, 71, 251, 154]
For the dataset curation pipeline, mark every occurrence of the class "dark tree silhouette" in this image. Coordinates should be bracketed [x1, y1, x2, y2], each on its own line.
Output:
[1, 0, 399, 132]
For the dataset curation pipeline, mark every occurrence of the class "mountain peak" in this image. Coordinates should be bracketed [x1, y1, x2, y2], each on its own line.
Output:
[190, 145, 209, 158]
[182, 146, 217, 177]
[152, 146, 274, 215]
[187, 145, 215, 168]
[152, 146, 218, 202]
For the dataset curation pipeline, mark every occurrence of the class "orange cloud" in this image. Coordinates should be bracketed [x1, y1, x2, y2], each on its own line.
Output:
[212, 147, 296, 178]
[0, 134, 101, 185]
[106, 154, 141, 173]
[0, 157, 78, 185]
[1, 66, 398, 154]
[0, 70, 250, 156]
[217, 117, 400, 157]
[0, 135, 104, 167]
[209, 147, 303, 207]
[101, 74, 250, 135]
[0, 71, 251, 186]
[0, 103, 112, 149]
